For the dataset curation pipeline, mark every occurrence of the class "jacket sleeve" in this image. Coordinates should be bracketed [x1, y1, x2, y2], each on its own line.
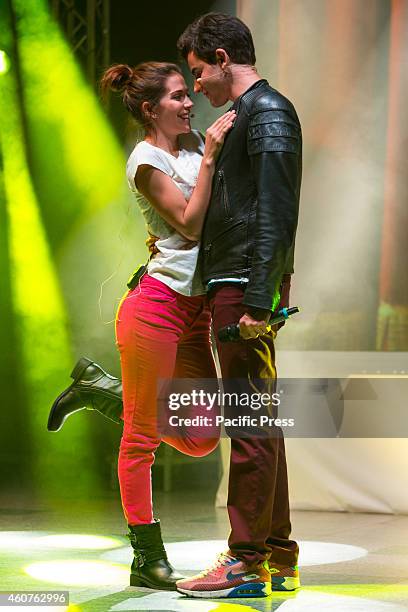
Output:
[242, 107, 302, 312]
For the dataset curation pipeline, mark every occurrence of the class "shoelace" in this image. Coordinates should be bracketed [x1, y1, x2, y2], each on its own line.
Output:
[198, 551, 235, 578]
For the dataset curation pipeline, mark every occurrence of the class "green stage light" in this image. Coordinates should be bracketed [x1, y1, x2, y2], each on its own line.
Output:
[0, 50, 10, 74]
[12, 0, 126, 235]
[10, 0, 145, 387]
[0, 63, 96, 496]
[0, 0, 100, 499]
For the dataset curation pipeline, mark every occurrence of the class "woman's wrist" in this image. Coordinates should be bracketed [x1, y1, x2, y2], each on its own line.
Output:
[202, 155, 216, 169]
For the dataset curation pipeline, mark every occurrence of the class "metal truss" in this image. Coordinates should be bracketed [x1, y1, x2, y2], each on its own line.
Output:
[51, 0, 110, 86]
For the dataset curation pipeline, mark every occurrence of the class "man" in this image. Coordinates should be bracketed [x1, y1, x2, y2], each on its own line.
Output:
[173, 13, 301, 599]
[48, 12, 301, 599]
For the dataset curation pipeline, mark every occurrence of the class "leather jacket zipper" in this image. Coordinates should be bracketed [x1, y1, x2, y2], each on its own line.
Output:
[218, 169, 231, 219]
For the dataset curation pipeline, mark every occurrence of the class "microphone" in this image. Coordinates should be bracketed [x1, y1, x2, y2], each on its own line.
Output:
[218, 307, 300, 343]
[196, 73, 225, 83]
[196, 66, 256, 84]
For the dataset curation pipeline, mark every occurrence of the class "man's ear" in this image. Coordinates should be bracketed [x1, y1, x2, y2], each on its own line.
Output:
[215, 48, 230, 70]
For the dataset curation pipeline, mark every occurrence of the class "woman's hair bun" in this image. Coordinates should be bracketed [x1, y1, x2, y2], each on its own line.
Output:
[101, 64, 133, 95]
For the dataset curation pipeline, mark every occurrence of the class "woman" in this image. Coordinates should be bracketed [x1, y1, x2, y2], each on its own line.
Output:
[54, 61, 234, 591]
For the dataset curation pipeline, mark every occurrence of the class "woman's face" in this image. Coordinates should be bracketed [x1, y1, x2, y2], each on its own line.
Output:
[152, 73, 194, 137]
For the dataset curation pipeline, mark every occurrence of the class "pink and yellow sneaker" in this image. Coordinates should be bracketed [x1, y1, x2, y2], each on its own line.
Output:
[268, 562, 300, 591]
[176, 551, 271, 598]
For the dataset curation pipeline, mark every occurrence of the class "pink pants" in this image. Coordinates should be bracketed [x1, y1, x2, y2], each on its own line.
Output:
[115, 274, 219, 525]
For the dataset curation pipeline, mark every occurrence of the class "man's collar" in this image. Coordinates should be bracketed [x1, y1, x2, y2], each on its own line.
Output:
[230, 79, 268, 111]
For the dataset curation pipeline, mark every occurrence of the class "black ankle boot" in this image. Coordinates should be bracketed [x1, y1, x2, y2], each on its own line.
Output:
[47, 357, 123, 432]
[128, 520, 185, 590]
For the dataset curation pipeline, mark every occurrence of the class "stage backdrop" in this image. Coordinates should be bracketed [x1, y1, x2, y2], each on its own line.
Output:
[236, 0, 408, 352]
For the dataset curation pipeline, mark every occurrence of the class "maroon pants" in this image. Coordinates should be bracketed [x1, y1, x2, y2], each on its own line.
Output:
[209, 284, 299, 567]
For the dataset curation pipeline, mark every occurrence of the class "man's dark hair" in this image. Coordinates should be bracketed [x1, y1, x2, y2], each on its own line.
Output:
[177, 12, 256, 65]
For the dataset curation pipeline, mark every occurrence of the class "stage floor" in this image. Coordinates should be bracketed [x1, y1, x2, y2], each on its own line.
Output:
[0, 489, 407, 611]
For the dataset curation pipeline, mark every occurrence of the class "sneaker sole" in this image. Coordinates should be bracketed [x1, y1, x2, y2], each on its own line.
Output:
[177, 581, 271, 598]
[272, 576, 301, 591]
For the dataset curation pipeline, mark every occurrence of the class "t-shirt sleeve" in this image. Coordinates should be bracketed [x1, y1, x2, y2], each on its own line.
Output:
[126, 145, 173, 192]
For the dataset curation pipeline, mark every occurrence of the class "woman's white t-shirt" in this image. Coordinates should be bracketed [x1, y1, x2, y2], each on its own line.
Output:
[126, 130, 205, 296]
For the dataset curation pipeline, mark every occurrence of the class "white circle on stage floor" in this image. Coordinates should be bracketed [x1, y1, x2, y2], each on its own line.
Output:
[0, 531, 123, 550]
[24, 559, 129, 586]
[101, 539, 367, 569]
[0, 532, 367, 570]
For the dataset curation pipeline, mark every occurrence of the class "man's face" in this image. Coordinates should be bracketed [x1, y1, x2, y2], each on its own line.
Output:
[187, 51, 231, 107]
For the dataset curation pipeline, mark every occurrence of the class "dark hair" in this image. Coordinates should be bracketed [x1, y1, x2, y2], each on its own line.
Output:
[177, 12, 256, 66]
[100, 61, 183, 132]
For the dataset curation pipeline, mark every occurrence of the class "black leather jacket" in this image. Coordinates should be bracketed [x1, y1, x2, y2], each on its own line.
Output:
[200, 79, 302, 311]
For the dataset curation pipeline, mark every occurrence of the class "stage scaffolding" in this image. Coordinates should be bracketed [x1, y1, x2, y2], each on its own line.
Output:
[50, 0, 110, 86]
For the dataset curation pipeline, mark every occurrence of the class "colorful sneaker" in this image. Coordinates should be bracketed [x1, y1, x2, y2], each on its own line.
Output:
[267, 562, 300, 591]
[176, 551, 271, 598]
